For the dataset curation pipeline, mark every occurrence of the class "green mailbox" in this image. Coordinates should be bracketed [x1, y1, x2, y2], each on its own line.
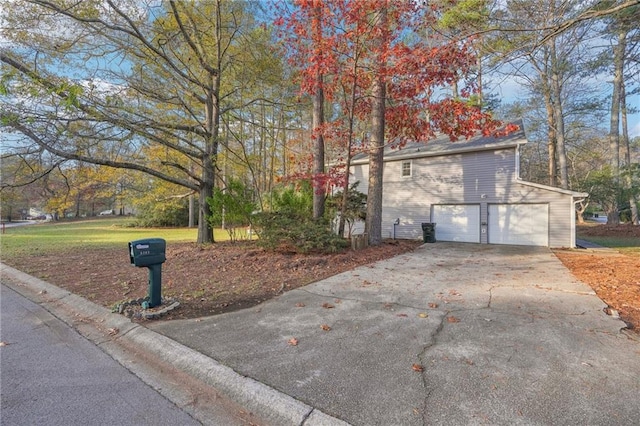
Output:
[128, 238, 166, 308]
[129, 238, 166, 267]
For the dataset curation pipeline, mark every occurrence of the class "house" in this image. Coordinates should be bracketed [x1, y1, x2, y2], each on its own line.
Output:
[348, 121, 588, 248]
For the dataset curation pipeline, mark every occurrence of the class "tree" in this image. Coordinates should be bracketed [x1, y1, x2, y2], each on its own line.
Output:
[490, 0, 598, 190]
[278, 0, 507, 245]
[0, 0, 278, 243]
[604, 4, 640, 224]
[207, 178, 256, 242]
[327, 182, 367, 238]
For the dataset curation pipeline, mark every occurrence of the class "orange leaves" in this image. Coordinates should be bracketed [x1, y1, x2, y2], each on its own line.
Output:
[288, 337, 299, 346]
[322, 302, 335, 309]
[412, 363, 424, 372]
[276, 0, 502, 154]
[447, 316, 460, 323]
[320, 324, 331, 331]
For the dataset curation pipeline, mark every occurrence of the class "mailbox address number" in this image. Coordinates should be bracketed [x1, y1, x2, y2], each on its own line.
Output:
[135, 243, 151, 255]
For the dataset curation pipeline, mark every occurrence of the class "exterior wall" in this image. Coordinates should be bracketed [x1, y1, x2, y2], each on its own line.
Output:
[349, 148, 576, 247]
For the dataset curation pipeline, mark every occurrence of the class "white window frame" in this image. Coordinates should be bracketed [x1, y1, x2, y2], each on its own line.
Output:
[401, 160, 412, 177]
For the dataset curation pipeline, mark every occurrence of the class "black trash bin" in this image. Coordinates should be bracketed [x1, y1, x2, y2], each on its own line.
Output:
[421, 223, 436, 243]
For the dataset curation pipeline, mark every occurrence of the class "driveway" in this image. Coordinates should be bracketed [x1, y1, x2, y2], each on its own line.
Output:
[149, 243, 640, 425]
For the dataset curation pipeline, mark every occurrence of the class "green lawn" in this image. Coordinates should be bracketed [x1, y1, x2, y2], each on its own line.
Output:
[0, 217, 228, 260]
[576, 231, 640, 255]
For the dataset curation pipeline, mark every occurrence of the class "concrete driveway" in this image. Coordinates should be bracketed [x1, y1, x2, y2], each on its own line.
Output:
[149, 243, 640, 425]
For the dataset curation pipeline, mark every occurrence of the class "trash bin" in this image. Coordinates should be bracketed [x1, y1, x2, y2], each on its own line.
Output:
[421, 223, 436, 243]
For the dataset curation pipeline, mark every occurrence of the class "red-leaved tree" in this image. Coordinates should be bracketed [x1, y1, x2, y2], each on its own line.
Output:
[277, 0, 513, 244]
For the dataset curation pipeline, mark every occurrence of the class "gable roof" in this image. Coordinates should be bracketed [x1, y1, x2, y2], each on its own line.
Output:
[351, 120, 526, 165]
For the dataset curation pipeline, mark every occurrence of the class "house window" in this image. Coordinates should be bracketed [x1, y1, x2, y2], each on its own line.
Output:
[401, 160, 412, 177]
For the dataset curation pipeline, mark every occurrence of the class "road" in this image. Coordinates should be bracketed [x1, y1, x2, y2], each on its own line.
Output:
[0, 284, 202, 426]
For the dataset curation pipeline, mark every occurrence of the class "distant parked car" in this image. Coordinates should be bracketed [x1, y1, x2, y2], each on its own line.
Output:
[99, 209, 115, 216]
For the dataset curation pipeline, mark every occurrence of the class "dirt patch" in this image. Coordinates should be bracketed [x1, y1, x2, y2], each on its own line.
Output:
[4, 239, 422, 320]
[553, 223, 640, 332]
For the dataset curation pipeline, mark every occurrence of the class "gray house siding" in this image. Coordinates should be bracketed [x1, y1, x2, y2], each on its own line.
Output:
[349, 146, 582, 247]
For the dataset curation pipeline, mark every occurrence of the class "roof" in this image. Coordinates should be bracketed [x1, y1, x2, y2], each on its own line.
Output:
[516, 179, 589, 198]
[351, 120, 526, 165]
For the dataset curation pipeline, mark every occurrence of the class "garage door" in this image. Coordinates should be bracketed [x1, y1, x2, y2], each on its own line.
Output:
[488, 204, 549, 246]
[432, 205, 480, 243]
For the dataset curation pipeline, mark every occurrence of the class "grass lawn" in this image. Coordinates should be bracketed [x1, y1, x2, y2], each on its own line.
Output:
[576, 223, 640, 255]
[0, 217, 228, 260]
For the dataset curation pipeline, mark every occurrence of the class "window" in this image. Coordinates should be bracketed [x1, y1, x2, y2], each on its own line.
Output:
[401, 160, 412, 177]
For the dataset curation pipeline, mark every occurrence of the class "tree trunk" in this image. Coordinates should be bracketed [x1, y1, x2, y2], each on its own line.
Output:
[337, 157, 351, 238]
[312, 80, 325, 220]
[575, 199, 587, 224]
[367, 75, 385, 246]
[550, 39, 568, 189]
[198, 78, 220, 244]
[607, 28, 626, 226]
[621, 80, 639, 225]
[312, 4, 325, 221]
[366, 8, 387, 246]
[338, 60, 360, 238]
[541, 76, 557, 187]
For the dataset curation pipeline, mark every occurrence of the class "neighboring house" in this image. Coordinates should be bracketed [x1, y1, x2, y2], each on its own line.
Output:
[348, 121, 588, 248]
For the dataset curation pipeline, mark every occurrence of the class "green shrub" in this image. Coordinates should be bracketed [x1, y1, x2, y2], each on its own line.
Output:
[134, 198, 189, 227]
[207, 178, 256, 241]
[254, 212, 348, 254]
[265, 181, 313, 217]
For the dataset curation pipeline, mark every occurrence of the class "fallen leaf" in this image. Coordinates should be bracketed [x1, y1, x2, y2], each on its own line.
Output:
[412, 363, 424, 372]
[107, 328, 119, 336]
[396, 313, 408, 317]
[295, 302, 306, 308]
[0, 341, 8, 347]
[447, 316, 460, 323]
[428, 303, 438, 308]
[287, 337, 298, 346]
[418, 313, 428, 318]
[322, 302, 335, 309]
[320, 324, 331, 331]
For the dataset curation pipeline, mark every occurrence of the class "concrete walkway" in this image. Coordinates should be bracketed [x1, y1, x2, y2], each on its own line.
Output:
[3, 243, 640, 425]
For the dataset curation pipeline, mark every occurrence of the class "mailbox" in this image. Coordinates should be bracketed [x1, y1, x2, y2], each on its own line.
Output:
[128, 238, 166, 308]
[129, 238, 166, 267]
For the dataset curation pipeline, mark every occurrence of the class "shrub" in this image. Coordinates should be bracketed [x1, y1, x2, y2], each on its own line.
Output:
[254, 212, 348, 254]
[207, 178, 256, 242]
[135, 198, 189, 227]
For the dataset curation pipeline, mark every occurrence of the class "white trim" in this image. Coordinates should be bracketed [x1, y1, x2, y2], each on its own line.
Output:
[515, 179, 588, 198]
[401, 160, 412, 177]
[350, 142, 526, 165]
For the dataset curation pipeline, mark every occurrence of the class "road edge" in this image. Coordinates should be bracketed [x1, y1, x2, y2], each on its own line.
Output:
[1, 263, 350, 426]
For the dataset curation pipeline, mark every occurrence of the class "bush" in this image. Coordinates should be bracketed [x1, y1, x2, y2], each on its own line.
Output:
[254, 212, 348, 254]
[207, 178, 256, 242]
[134, 198, 189, 227]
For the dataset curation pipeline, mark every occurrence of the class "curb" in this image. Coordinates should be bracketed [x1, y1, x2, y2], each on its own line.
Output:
[1, 263, 349, 426]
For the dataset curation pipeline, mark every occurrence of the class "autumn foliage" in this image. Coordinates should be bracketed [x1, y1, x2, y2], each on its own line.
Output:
[276, 0, 507, 163]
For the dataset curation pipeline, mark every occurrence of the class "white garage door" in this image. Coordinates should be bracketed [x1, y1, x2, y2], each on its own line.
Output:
[488, 204, 549, 246]
[432, 205, 480, 243]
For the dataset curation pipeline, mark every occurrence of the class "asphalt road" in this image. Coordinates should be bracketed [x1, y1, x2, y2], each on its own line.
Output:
[0, 284, 201, 426]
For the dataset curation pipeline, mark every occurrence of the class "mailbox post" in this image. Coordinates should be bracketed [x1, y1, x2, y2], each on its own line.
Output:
[128, 238, 166, 308]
